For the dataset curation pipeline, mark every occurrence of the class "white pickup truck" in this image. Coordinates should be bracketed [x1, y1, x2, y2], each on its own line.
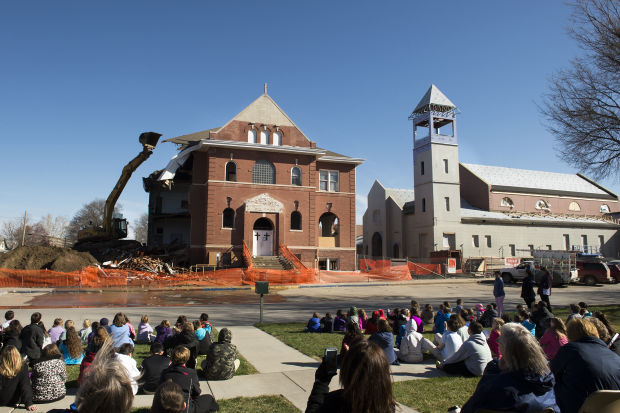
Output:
[499, 261, 534, 283]
[497, 250, 578, 286]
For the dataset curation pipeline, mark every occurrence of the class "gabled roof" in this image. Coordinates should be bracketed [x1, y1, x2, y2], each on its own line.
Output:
[412, 84, 456, 114]
[385, 187, 415, 208]
[461, 163, 616, 199]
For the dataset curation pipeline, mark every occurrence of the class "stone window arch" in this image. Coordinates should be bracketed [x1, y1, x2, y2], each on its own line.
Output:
[291, 166, 302, 186]
[535, 200, 550, 210]
[291, 211, 302, 230]
[252, 160, 275, 184]
[569, 201, 581, 212]
[222, 208, 234, 228]
[225, 161, 237, 182]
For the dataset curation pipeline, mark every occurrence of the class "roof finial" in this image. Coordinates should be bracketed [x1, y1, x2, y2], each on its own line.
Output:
[264, 83, 268, 95]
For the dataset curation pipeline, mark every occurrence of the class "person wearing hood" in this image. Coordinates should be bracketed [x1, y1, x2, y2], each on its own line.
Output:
[438, 321, 492, 376]
[365, 310, 380, 334]
[531, 301, 553, 339]
[550, 318, 620, 413]
[368, 319, 398, 365]
[333, 310, 346, 332]
[347, 306, 359, 327]
[164, 322, 198, 369]
[461, 323, 559, 413]
[398, 319, 441, 363]
[305, 313, 321, 333]
[201, 328, 240, 380]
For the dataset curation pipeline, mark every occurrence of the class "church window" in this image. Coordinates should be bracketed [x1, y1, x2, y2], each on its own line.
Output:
[272, 131, 282, 146]
[535, 200, 550, 210]
[248, 129, 257, 143]
[445, 197, 450, 211]
[319, 170, 339, 192]
[252, 160, 275, 184]
[443, 159, 448, 173]
[291, 166, 302, 186]
[501, 197, 514, 208]
[260, 130, 268, 144]
[291, 211, 302, 230]
[600, 204, 610, 213]
[222, 208, 234, 228]
[422, 198, 426, 212]
[225, 161, 237, 182]
[568, 202, 581, 211]
[421, 161, 425, 176]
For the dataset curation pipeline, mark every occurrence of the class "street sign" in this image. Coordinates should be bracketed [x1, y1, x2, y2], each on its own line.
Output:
[447, 258, 456, 274]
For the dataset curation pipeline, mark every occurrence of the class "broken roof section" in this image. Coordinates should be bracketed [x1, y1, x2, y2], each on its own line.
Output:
[411, 84, 456, 115]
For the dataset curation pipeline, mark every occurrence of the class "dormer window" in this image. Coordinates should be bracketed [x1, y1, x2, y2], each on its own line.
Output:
[272, 131, 282, 146]
[536, 200, 550, 210]
[260, 130, 268, 145]
[248, 129, 257, 143]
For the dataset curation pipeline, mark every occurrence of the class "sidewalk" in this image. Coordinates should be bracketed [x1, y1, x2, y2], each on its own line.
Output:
[4, 326, 426, 412]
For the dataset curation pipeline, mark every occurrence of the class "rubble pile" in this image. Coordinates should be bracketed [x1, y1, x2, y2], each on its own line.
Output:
[107, 255, 188, 274]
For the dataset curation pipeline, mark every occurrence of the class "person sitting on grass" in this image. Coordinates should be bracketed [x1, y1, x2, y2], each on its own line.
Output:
[357, 308, 368, 331]
[478, 304, 496, 328]
[150, 380, 187, 413]
[487, 318, 504, 359]
[0, 345, 37, 411]
[437, 321, 492, 377]
[368, 319, 398, 366]
[58, 320, 74, 342]
[124, 315, 137, 341]
[75, 339, 133, 413]
[1, 310, 15, 331]
[455, 298, 464, 313]
[86, 321, 99, 345]
[137, 315, 154, 344]
[421, 304, 434, 325]
[139, 342, 171, 395]
[516, 310, 536, 337]
[199, 313, 212, 335]
[347, 306, 359, 327]
[79, 326, 109, 386]
[201, 328, 240, 381]
[155, 320, 173, 345]
[531, 301, 553, 339]
[162, 346, 219, 412]
[78, 320, 91, 346]
[31, 344, 66, 404]
[305, 312, 321, 333]
[551, 318, 620, 413]
[365, 310, 380, 334]
[99, 317, 111, 334]
[566, 304, 582, 325]
[193, 320, 212, 356]
[454, 314, 469, 342]
[320, 312, 334, 333]
[435, 317, 463, 361]
[540, 317, 568, 360]
[578, 302, 592, 318]
[333, 310, 346, 332]
[340, 322, 363, 362]
[109, 313, 133, 349]
[165, 322, 198, 369]
[2, 320, 22, 351]
[20, 312, 44, 363]
[593, 312, 620, 355]
[410, 306, 424, 333]
[306, 338, 396, 413]
[48, 318, 64, 344]
[433, 304, 451, 334]
[116, 343, 140, 395]
[58, 327, 84, 365]
[398, 318, 441, 363]
[38, 322, 52, 349]
[461, 323, 559, 413]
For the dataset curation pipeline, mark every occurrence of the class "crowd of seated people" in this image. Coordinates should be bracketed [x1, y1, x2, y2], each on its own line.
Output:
[0, 310, 235, 412]
[303, 298, 620, 413]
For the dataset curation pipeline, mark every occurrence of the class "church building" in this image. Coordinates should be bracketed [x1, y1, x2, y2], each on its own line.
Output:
[363, 85, 620, 260]
[144, 87, 363, 270]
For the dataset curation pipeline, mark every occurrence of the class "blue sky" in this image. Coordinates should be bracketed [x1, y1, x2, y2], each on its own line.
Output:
[1, 1, 617, 235]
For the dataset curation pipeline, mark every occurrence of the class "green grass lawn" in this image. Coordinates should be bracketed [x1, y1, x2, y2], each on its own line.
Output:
[131, 394, 299, 413]
[393, 376, 480, 413]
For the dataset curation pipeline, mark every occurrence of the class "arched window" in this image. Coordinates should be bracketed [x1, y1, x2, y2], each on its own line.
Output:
[248, 129, 257, 143]
[252, 160, 275, 184]
[371, 232, 382, 257]
[260, 130, 268, 145]
[272, 131, 282, 146]
[569, 201, 581, 212]
[291, 166, 301, 186]
[393, 243, 399, 258]
[225, 161, 237, 182]
[535, 200, 550, 210]
[222, 208, 234, 228]
[501, 197, 514, 208]
[601, 204, 610, 213]
[291, 211, 302, 230]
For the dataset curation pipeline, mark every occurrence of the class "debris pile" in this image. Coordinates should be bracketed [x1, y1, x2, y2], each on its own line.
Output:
[105, 255, 188, 274]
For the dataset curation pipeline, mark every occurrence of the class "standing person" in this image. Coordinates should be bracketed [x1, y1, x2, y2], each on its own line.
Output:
[0, 345, 37, 411]
[493, 273, 505, 317]
[487, 318, 504, 359]
[538, 267, 553, 310]
[20, 312, 44, 363]
[521, 268, 537, 310]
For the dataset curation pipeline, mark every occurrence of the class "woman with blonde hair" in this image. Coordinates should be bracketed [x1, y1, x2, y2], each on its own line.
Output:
[461, 323, 558, 413]
[551, 318, 620, 413]
[0, 345, 37, 410]
[306, 338, 396, 413]
[539, 317, 568, 360]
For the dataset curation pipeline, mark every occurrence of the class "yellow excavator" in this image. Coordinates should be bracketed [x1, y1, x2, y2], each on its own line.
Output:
[77, 132, 161, 242]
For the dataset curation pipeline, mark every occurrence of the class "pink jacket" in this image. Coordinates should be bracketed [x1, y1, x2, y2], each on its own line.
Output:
[540, 330, 568, 360]
[488, 329, 501, 358]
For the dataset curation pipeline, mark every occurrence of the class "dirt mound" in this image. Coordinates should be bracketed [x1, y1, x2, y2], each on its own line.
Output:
[0, 246, 99, 272]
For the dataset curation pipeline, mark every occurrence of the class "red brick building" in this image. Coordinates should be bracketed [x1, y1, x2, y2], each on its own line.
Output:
[144, 89, 363, 270]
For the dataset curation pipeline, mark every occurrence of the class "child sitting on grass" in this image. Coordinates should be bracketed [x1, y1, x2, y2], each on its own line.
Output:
[320, 312, 334, 333]
[137, 315, 154, 343]
[155, 320, 173, 345]
[487, 317, 504, 359]
[305, 312, 321, 333]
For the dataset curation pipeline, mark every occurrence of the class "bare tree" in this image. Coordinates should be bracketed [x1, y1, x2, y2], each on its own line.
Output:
[66, 199, 122, 243]
[133, 213, 149, 245]
[38, 214, 69, 240]
[540, 0, 620, 180]
[1, 217, 50, 247]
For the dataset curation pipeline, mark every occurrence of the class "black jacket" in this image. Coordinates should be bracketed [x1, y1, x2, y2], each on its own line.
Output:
[197, 334, 212, 356]
[531, 306, 553, 339]
[139, 354, 170, 393]
[550, 336, 620, 413]
[521, 275, 536, 302]
[306, 385, 396, 413]
[19, 323, 44, 361]
[159, 364, 220, 413]
[0, 364, 33, 408]
[165, 330, 198, 369]
[1, 330, 22, 351]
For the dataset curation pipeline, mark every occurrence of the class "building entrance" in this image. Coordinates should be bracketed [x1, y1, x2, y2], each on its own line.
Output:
[252, 218, 274, 256]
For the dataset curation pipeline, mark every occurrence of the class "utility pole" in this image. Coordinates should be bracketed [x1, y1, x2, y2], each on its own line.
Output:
[21, 210, 27, 247]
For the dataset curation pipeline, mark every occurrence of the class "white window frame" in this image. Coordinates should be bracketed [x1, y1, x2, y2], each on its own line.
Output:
[291, 166, 302, 186]
[319, 170, 339, 192]
[248, 129, 257, 143]
[260, 130, 269, 145]
[272, 131, 282, 146]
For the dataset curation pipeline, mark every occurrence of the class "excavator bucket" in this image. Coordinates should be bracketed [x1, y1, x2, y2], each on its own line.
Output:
[139, 132, 161, 149]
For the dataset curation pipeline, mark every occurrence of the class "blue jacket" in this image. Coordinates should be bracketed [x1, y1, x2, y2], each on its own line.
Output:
[306, 317, 321, 333]
[434, 311, 450, 334]
[462, 360, 559, 413]
[493, 277, 505, 297]
[550, 336, 620, 413]
[395, 324, 407, 348]
[369, 332, 397, 364]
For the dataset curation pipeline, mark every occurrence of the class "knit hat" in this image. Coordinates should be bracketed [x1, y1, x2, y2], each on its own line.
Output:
[99, 318, 109, 326]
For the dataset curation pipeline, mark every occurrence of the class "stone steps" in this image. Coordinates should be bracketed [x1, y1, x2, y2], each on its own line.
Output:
[252, 255, 294, 270]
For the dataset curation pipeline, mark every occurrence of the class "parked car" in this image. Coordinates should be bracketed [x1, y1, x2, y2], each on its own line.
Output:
[576, 261, 613, 285]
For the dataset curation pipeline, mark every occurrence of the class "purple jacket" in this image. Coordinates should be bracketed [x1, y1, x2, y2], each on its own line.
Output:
[155, 325, 172, 344]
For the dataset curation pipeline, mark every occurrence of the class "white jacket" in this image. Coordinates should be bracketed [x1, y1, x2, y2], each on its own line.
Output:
[399, 319, 424, 363]
[116, 353, 140, 395]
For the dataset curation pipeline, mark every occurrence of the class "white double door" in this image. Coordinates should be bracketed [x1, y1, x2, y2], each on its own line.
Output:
[252, 230, 274, 256]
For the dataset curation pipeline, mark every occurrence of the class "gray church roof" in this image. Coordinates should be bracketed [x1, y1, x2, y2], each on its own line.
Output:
[385, 188, 415, 208]
[412, 84, 456, 114]
[461, 163, 615, 198]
